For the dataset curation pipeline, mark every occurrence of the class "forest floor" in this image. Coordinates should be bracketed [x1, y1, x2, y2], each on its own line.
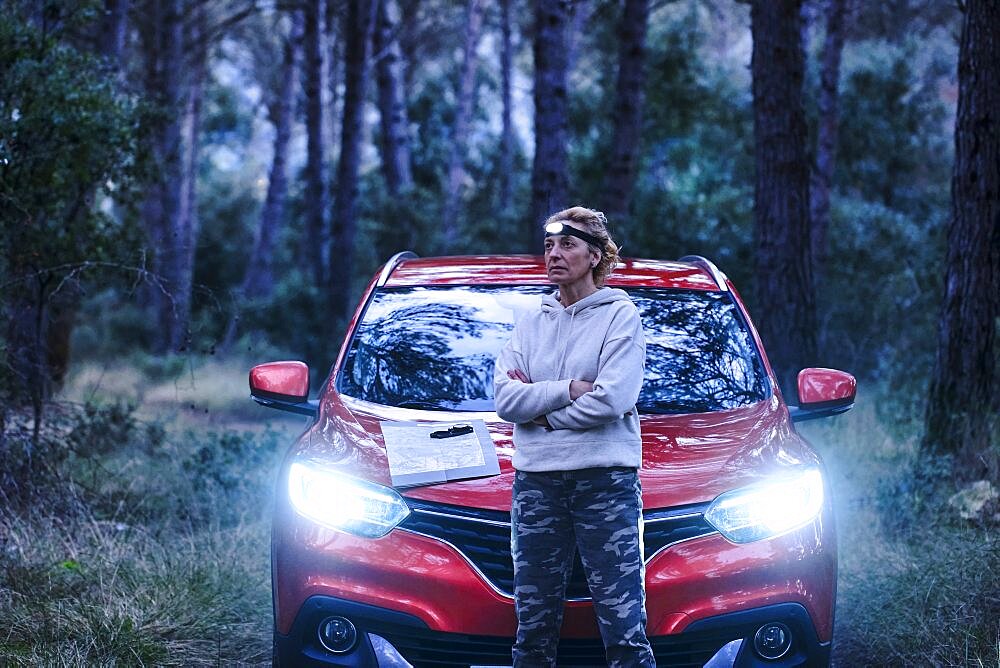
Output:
[0, 356, 997, 666]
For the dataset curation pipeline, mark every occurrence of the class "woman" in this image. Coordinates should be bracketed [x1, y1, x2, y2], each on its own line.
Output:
[494, 207, 654, 667]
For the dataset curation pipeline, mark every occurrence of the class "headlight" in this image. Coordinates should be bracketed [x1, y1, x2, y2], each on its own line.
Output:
[704, 468, 824, 543]
[288, 462, 410, 538]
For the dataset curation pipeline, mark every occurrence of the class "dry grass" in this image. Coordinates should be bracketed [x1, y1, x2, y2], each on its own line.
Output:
[800, 396, 1000, 667]
[60, 355, 311, 430]
[1, 510, 272, 666]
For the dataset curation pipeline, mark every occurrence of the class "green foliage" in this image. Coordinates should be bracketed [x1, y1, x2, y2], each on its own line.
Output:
[834, 40, 952, 217]
[66, 400, 140, 457]
[624, 6, 756, 288]
[0, 4, 145, 410]
[0, 5, 143, 268]
[0, 410, 70, 511]
[180, 427, 281, 500]
[190, 161, 262, 347]
[819, 198, 946, 424]
[806, 39, 952, 414]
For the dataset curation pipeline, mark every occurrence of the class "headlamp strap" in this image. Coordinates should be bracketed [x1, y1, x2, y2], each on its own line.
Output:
[544, 222, 604, 249]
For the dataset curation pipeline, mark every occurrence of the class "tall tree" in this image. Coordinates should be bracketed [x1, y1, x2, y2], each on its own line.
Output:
[564, 0, 591, 79]
[373, 0, 414, 199]
[169, 1, 207, 352]
[223, 11, 303, 349]
[810, 0, 847, 276]
[498, 0, 516, 211]
[442, 0, 486, 251]
[137, 0, 202, 352]
[329, 0, 375, 318]
[137, 0, 255, 351]
[529, 0, 571, 246]
[99, 0, 130, 65]
[324, 0, 342, 161]
[922, 0, 999, 473]
[302, 0, 328, 286]
[0, 4, 140, 437]
[750, 0, 817, 397]
[601, 0, 649, 228]
[373, 0, 417, 256]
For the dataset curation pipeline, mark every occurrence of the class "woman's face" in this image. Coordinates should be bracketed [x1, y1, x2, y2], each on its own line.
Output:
[543, 223, 600, 288]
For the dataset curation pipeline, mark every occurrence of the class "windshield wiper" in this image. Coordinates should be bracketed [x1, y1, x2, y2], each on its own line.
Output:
[394, 399, 446, 410]
[638, 400, 710, 414]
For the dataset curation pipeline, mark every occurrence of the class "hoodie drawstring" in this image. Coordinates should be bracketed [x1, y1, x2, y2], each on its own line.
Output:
[556, 306, 577, 378]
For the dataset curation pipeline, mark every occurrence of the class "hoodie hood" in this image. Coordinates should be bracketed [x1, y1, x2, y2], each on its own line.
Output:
[540, 287, 636, 379]
[540, 286, 633, 317]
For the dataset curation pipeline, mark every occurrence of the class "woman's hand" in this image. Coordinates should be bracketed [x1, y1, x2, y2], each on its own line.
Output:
[507, 369, 552, 428]
[531, 415, 551, 429]
[507, 368, 530, 383]
[569, 379, 594, 400]
[505, 369, 589, 427]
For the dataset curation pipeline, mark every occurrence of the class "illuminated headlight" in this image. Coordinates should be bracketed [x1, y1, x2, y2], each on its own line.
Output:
[705, 468, 825, 543]
[288, 462, 410, 538]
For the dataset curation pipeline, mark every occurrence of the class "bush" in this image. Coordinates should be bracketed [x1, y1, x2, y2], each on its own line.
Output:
[799, 394, 1000, 666]
[0, 401, 281, 665]
[0, 512, 271, 666]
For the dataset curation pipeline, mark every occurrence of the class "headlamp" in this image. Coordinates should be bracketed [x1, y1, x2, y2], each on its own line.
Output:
[544, 222, 604, 249]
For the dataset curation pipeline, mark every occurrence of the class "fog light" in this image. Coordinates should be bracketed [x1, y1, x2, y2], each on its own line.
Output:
[317, 616, 358, 654]
[753, 622, 792, 660]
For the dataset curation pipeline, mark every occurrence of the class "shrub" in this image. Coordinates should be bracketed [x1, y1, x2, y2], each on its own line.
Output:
[0, 401, 278, 665]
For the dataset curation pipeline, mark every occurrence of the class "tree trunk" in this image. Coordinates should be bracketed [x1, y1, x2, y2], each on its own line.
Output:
[373, 0, 417, 255]
[442, 0, 487, 251]
[329, 0, 376, 318]
[169, 10, 207, 353]
[750, 0, 817, 398]
[30, 274, 47, 445]
[99, 0, 130, 66]
[601, 0, 649, 228]
[325, 0, 341, 161]
[400, 0, 420, 93]
[374, 0, 414, 199]
[529, 0, 571, 247]
[4, 273, 52, 444]
[498, 0, 515, 211]
[810, 0, 847, 278]
[565, 0, 591, 79]
[922, 0, 1000, 474]
[247, 13, 301, 301]
[222, 12, 303, 349]
[141, 0, 187, 353]
[303, 0, 329, 286]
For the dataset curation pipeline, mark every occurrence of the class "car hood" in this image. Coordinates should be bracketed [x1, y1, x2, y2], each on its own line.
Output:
[294, 392, 822, 513]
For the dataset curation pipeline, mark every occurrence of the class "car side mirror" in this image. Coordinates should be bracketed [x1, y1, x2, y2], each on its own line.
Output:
[249, 361, 318, 417]
[788, 367, 856, 422]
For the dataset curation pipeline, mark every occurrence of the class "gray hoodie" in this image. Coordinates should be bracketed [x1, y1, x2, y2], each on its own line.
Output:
[493, 287, 646, 472]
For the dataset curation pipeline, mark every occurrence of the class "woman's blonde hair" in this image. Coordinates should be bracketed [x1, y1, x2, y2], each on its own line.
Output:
[543, 206, 620, 286]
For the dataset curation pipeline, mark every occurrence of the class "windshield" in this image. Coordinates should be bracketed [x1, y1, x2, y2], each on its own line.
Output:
[338, 286, 769, 413]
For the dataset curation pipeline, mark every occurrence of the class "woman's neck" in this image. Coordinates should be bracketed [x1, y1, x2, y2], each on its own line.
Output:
[559, 280, 599, 306]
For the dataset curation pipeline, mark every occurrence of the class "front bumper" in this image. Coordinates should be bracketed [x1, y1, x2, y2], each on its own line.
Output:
[274, 596, 830, 667]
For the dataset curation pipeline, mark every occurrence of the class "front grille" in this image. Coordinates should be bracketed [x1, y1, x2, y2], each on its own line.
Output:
[372, 623, 733, 667]
[398, 498, 716, 600]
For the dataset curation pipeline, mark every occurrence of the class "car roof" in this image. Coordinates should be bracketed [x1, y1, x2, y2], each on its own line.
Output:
[383, 255, 724, 291]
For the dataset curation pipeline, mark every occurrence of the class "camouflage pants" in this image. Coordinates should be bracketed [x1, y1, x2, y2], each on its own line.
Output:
[511, 467, 655, 668]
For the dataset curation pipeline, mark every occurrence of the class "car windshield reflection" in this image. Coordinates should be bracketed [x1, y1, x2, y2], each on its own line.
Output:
[338, 286, 768, 413]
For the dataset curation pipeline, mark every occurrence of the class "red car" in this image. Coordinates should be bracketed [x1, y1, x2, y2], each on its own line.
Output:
[250, 253, 855, 667]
